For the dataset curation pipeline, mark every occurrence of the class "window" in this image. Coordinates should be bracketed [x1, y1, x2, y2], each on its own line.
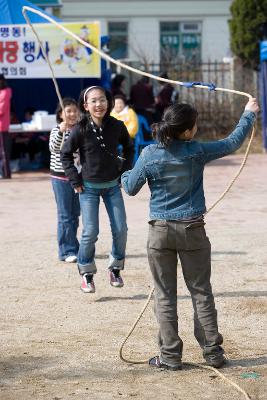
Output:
[181, 23, 201, 32]
[108, 22, 128, 60]
[160, 21, 201, 63]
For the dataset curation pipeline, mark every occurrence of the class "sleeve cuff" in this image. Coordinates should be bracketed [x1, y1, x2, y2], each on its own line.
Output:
[243, 110, 256, 121]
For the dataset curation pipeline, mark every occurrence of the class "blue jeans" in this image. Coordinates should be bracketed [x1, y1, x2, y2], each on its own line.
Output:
[77, 184, 127, 275]
[52, 178, 80, 260]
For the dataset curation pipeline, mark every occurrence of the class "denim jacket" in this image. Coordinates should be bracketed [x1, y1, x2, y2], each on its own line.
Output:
[121, 111, 256, 220]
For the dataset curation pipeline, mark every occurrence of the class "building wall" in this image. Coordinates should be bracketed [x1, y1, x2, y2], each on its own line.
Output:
[60, 0, 232, 62]
[128, 18, 160, 63]
[202, 16, 231, 61]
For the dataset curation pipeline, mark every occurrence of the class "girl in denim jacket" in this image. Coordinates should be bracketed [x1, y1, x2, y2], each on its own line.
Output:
[121, 98, 259, 370]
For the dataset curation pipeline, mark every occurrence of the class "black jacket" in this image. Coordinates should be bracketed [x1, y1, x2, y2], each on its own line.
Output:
[61, 116, 134, 188]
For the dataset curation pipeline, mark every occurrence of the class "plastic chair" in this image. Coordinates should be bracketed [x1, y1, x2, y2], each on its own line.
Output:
[134, 114, 154, 164]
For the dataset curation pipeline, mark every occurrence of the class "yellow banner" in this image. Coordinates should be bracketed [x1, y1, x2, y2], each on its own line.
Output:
[0, 21, 101, 78]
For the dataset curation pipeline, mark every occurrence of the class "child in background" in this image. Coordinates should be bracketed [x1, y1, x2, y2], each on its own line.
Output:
[111, 95, 139, 139]
[122, 98, 259, 370]
[49, 98, 80, 263]
[61, 86, 134, 293]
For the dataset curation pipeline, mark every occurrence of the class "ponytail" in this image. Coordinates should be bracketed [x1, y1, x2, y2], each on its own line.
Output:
[152, 103, 198, 147]
[151, 121, 174, 147]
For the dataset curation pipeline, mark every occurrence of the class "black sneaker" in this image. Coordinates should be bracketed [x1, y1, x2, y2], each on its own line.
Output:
[204, 346, 226, 368]
[109, 269, 124, 287]
[149, 356, 182, 371]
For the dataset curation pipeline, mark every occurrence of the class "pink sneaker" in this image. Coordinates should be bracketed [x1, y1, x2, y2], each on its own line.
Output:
[80, 274, 95, 293]
[109, 269, 124, 288]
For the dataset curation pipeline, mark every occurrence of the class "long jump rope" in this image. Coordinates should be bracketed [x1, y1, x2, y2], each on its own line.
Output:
[22, 7, 256, 399]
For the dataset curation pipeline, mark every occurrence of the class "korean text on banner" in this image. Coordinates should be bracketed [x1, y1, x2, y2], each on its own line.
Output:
[0, 22, 101, 78]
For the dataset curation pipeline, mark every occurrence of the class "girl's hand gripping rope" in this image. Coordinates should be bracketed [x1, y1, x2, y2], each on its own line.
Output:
[245, 98, 259, 114]
[59, 121, 68, 133]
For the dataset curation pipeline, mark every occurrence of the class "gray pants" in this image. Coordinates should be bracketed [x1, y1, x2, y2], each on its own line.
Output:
[147, 219, 223, 367]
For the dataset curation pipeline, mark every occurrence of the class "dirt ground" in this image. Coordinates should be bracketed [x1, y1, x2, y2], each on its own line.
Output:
[0, 153, 266, 400]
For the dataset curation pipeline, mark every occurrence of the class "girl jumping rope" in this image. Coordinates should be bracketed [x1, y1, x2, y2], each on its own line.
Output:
[121, 97, 259, 370]
[61, 86, 134, 293]
[49, 97, 80, 263]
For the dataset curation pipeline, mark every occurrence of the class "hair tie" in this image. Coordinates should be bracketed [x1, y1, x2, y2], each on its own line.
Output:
[83, 86, 100, 102]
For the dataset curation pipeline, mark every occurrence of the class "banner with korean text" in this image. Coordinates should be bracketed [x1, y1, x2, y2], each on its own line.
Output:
[0, 21, 101, 78]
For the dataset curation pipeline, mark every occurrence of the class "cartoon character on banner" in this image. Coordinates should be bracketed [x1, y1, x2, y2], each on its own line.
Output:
[76, 25, 93, 64]
[55, 25, 93, 73]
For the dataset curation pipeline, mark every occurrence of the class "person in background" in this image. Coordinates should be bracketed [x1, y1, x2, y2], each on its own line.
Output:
[130, 76, 155, 125]
[24, 106, 36, 122]
[111, 95, 139, 140]
[121, 98, 259, 371]
[49, 98, 80, 263]
[61, 86, 134, 294]
[111, 74, 127, 99]
[155, 72, 174, 121]
[0, 74, 12, 179]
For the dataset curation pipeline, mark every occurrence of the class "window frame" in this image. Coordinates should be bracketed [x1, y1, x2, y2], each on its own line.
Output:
[108, 21, 129, 60]
[160, 20, 202, 63]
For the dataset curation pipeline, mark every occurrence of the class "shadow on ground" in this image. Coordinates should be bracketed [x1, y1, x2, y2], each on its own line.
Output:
[95, 290, 267, 303]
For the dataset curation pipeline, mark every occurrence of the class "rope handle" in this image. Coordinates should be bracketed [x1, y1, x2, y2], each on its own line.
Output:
[182, 82, 217, 91]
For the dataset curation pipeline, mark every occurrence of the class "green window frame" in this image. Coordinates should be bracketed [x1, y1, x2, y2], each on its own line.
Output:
[160, 21, 201, 63]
